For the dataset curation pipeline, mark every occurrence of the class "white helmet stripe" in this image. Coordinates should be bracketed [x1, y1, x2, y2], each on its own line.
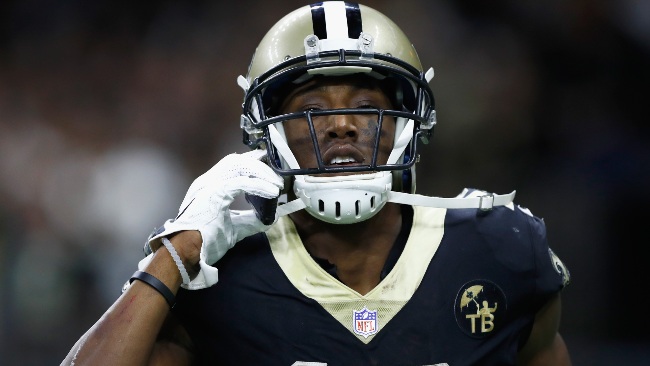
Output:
[268, 124, 301, 169]
[312, 1, 362, 40]
[325, 2, 348, 39]
[387, 119, 414, 164]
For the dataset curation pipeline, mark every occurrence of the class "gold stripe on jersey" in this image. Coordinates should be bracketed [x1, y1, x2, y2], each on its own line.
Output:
[267, 206, 446, 343]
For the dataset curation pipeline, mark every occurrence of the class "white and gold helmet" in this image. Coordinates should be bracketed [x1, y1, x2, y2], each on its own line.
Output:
[238, 1, 436, 224]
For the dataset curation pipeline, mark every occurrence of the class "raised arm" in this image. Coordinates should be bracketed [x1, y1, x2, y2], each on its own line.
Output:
[516, 292, 572, 366]
[62, 150, 283, 365]
[61, 231, 200, 366]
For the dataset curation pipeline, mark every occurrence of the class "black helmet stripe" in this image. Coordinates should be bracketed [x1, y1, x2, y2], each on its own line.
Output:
[345, 2, 362, 39]
[310, 2, 362, 40]
[311, 2, 327, 40]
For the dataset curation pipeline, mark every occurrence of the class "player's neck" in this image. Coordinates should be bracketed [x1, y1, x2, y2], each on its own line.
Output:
[291, 203, 403, 294]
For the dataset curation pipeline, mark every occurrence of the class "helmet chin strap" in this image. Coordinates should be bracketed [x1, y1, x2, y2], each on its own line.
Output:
[276, 189, 518, 218]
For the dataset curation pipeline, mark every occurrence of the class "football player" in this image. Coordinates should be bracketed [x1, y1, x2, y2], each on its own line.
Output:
[63, 2, 571, 365]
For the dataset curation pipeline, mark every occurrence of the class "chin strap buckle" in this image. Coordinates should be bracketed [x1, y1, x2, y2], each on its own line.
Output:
[478, 193, 495, 211]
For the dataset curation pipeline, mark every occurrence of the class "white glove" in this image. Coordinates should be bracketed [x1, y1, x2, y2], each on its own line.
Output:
[148, 149, 283, 289]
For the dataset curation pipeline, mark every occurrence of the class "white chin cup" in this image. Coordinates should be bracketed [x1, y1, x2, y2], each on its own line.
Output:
[293, 172, 393, 224]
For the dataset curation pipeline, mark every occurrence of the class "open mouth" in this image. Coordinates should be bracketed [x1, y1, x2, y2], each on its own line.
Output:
[330, 156, 358, 165]
[322, 145, 365, 168]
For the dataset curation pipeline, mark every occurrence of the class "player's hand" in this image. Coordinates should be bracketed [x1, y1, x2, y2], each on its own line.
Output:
[147, 149, 283, 289]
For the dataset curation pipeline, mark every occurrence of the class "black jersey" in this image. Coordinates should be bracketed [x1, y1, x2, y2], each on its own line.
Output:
[173, 200, 570, 366]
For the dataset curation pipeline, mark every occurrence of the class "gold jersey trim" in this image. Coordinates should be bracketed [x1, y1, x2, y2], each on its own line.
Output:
[266, 206, 446, 343]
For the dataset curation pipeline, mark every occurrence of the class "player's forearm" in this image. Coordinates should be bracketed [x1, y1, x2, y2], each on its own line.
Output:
[61, 246, 183, 366]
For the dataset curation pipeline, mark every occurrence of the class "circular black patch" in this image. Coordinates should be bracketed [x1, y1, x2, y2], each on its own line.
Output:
[454, 279, 507, 338]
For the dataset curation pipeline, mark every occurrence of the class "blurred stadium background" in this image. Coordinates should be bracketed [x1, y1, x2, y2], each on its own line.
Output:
[1, 0, 649, 364]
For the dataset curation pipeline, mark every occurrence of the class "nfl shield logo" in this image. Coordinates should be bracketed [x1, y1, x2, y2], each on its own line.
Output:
[353, 306, 378, 338]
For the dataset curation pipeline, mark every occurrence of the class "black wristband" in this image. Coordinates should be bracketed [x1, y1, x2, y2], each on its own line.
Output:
[129, 270, 175, 308]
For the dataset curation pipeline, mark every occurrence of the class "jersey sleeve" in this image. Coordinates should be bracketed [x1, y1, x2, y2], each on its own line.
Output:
[521, 205, 571, 298]
[462, 188, 570, 305]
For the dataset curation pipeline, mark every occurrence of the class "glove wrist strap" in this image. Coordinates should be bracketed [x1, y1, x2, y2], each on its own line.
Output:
[162, 237, 191, 285]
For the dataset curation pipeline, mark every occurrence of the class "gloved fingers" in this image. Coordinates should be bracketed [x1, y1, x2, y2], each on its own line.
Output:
[222, 176, 282, 199]
[197, 210, 267, 264]
[230, 209, 273, 240]
[196, 150, 282, 189]
[179, 156, 281, 207]
[230, 209, 266, 224]
[241, 148, 268, 161]
[235, 157, 284, 188]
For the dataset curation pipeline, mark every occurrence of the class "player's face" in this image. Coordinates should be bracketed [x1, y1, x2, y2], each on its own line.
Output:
[277, 75, 396, 175]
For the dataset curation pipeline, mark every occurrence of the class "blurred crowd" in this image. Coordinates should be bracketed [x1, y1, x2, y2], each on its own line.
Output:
[1, 0, 649, 364]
